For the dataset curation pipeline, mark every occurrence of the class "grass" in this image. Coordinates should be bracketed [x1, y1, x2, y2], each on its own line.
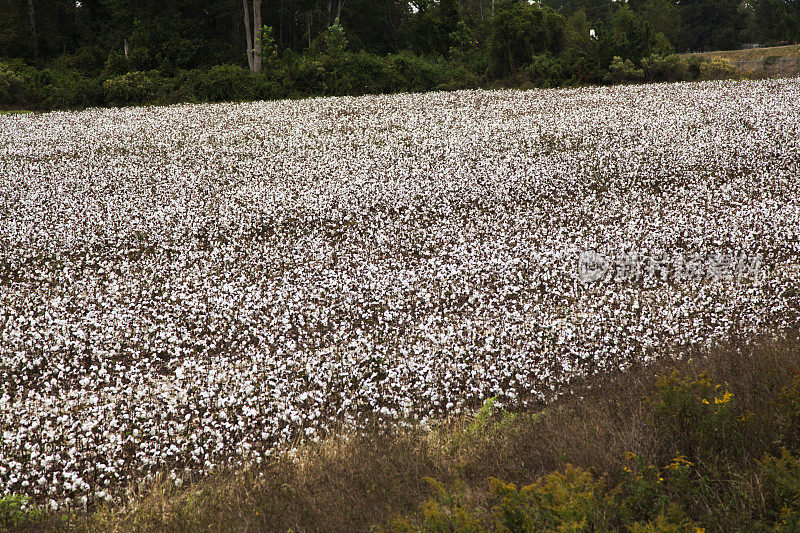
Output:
[0, 109, 32, 115]
[8, 329, 799, 532]
[688, 44, 800, 77]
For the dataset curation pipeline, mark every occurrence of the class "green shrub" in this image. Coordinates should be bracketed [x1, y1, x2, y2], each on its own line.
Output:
[490, 467, 617, 531]
[448, 21, 487, 74]
[605, 56, 645, 83]
[400, 466, 699, 532]
[761, 448, 800, 529]
[32, 69, 103, 109]
[641, 54, 691, 82]
[102, 51, 129, 77]
[181, 65, 256, 102]
[487, 0, 567, 77]
[308, 20, 349, 59]
[467, 397, 520, 438]
[48, 46, 106, 75]
[778, 375, 800, 450]
[0, 64, 25, 106]
[699, 57, 738, 80]
[0, 61, 42, 108]
[524, 53, 574, 87]
[619, 452, 672, 523]
[103, 71, 165, 106]
[127, 47, 154, 72]
[762, 55, 780, 70]
[287, 50, 470, 98]
[650, 372, 748, 463]
[651, 32, 676, 57]
[0, 495, 43, 529]
[257, 26, 279, 71]
[290, 56, 329, 96]
[387, 52, 449, 93]
[328, 51, 398, 96]
[253, 73, 282, 101]
[685, 55, 704, 80]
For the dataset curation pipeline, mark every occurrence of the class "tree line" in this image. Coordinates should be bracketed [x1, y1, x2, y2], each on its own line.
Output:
[0, 0, 798, 109]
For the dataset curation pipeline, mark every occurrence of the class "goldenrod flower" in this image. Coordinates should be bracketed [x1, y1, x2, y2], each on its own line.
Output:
[714, 390, 734, 404]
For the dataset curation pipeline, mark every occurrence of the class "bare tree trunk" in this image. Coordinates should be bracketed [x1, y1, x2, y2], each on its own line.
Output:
[243, 0, 254, 71]
[279, 0, 284, 49]
[336, 0, 346, 21]
[307, 10, 312, 48]
[328, 0, 333, 25]
[253, 0, 263, 73]
[384, 0, 397, 47]
[28, 0, 38, 62]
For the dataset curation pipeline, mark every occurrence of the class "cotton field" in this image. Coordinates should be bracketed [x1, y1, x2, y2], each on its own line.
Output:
[1, 78, 799, 508]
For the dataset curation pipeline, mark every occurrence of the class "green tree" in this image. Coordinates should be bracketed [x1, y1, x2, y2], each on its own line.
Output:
[751, 0, 800, 44]
[488, 0, 566, 76]
[638, 0, 681, 47]
[678, 0, 743, 51]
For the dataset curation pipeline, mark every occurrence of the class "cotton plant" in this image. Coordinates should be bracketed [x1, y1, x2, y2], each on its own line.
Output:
[0, 78, 799, 508]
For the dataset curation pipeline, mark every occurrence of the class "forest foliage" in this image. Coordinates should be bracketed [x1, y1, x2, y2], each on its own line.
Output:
[0, 0, 798, 108]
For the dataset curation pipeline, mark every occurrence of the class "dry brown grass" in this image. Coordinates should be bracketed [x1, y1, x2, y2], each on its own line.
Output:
[688, 45, 800, 77]
[18, 329, 800, 532]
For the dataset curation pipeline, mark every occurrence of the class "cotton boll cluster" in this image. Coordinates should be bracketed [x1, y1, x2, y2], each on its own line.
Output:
[1, 78, 799, 507]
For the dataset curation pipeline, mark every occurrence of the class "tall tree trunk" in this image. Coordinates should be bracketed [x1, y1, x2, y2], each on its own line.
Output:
[243, 0, 254, 71]
[384, 0, 398, 48]
[28, 0, 38, 62]
[307, 10, 312, 48]
[253, 0, 263, 73]
[336, 0, 346, 21]
[279, 0, 284, 49]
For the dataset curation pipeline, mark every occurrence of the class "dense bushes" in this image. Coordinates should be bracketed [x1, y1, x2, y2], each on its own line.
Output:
[699, 57, 739, 80]
[0, 46, 485, 111]
[0, 9, 750, 111]
[0, 63, 25, 106]
[605, 56, 645, 83]
[103, 71, 164, 106]
[0, 30, 746, 112]
[642, 53, 691, 82]
[0, 2, 756, 112]
[179, 65, 261, 102]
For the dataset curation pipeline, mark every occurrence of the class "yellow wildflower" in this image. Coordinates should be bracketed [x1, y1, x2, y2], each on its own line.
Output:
[714, 390, 734, 404]
[665, 454, 694, 470]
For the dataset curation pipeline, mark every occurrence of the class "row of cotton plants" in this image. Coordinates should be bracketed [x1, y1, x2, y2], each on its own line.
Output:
[1, 78, 799, 509]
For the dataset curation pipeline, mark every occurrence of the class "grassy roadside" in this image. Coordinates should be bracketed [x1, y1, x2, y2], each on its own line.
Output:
[0, 110, 31, 115]
[687, 44, 800, 77]
[3, 331, 799, 532]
